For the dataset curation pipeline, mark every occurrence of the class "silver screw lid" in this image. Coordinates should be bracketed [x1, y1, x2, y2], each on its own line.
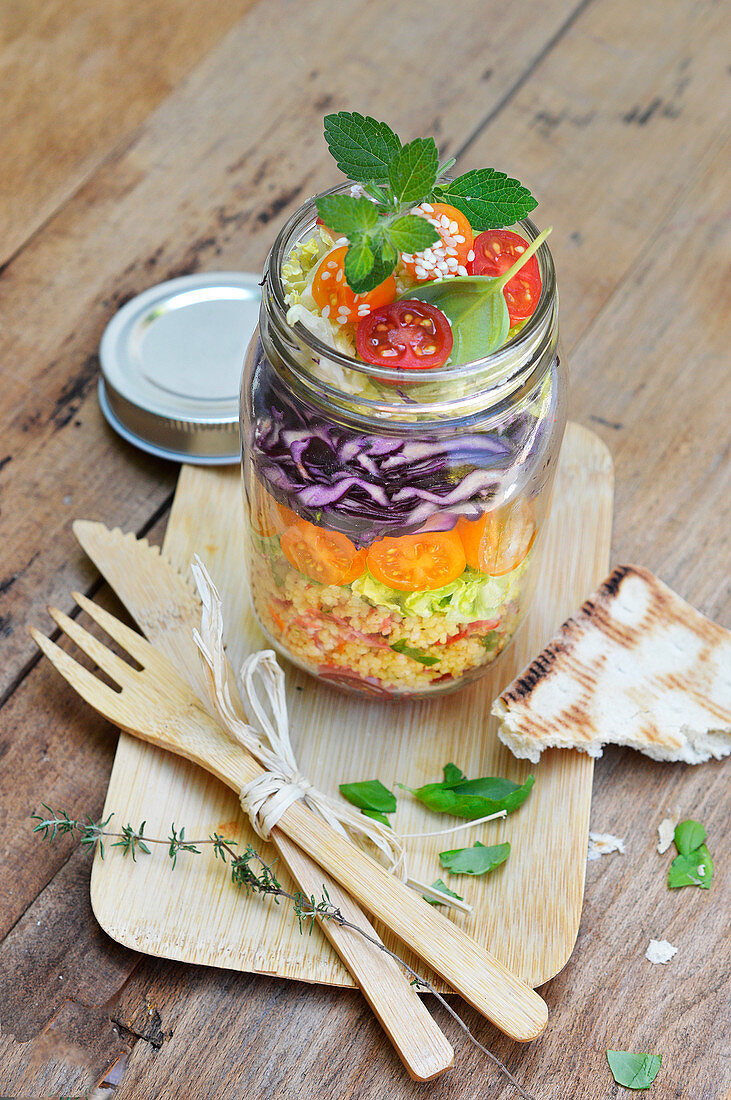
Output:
[98, 272, 261, 464]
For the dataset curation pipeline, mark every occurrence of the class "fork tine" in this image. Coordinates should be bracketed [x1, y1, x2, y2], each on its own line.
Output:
[47, 606, 136, 687]
[29, 627, 126, 725]
[71, 591, 154, 666]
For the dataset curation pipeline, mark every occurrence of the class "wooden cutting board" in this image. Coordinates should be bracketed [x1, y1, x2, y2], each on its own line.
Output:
[90, 421, 613, 989]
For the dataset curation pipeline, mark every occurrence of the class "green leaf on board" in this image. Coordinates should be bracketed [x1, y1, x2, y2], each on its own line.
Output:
[339, 779, 397, 814]
[673, 819, 706, 856]
[405, 769, 534, 820]
[441, 762, 466, 787]
[389, 639, 440, 666]
[606, 1051, 662, 1089]
[323, 112, 401, 183]
[315, 194, 379, 235]
[360, 808, 391, 827]
[433, 167, 538, 230]
[667, 845, 713, 889]
[424, 879, 464, 906]
[439, 841, 510, 876]
[388, 137, 439, 204]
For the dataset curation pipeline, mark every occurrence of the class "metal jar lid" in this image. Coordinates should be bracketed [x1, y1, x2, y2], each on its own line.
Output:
[98, 272, 261, 465]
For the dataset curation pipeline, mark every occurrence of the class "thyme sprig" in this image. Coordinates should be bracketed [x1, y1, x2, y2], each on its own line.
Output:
[33, 805, 536, 1099]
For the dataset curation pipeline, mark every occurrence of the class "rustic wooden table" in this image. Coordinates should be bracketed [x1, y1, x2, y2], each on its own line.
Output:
[1, 1, 729, 1097]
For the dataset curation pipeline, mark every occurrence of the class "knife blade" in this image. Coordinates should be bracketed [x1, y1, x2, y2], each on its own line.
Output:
[73, 519, 454, 1081]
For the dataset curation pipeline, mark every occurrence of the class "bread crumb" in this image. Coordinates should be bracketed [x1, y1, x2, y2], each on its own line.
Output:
[587, 832, 625, 861]
[657, 816, 677, 854]
[646, 939, 678, 964]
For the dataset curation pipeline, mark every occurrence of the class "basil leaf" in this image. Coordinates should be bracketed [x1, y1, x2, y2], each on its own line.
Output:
[409, 771, 534, 820]
[388, 137, 439, 204]
[315, 194, 378, 235]
[673, 819, 706, 855]
[323, 112, 401, 183]
[387, 214, 440, 254]
[339, 779, 397, 814]
[433, 168, 538, 230]
[404, 276, 510, 365]
[390, 639, 440, 666]
[606, 1051, 662, 1089]
[424, 878, 464, 906]
[360, 808, 391, 827]
[667, 845, 713, 889]
[439, 841, 510, 876]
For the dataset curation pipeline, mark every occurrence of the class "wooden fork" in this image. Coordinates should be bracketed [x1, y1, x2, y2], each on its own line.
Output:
[31, 595, 548, 1044]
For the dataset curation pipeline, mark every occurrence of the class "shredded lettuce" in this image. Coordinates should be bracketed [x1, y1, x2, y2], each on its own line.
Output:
[282, 232, 330, 306]
[351, 562, 527, 621]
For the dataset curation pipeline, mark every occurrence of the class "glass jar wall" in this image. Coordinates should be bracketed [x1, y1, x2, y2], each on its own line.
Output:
[240, 189, 566, 700]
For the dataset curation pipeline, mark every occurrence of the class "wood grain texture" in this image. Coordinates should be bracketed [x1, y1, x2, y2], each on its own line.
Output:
[1, 0, 729, 1094]
[0, 0, 255, 266]
[88, 423, 612, 994]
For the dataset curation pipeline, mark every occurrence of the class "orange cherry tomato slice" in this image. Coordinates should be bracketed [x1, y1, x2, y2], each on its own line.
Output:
[249, 480, 295, 537]
[367, 529, 466, 592]
[281, 518, 367, 586]
[402, 203, 474, 281]
[457, 501, 536, 576]
[311, 245, 396, 325]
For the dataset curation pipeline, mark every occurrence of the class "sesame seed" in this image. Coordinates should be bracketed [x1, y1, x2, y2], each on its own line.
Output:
[327, 260, 338, 270]
[421, 202, 433, 213]
[449, 221, 459, 233]
[447, 257, 458, 270]
[321, 305, 330, 318]
[414, 266, 428, 280]
[467, 250, 475, 262]
[335, 270, 343, 282]
[456, 265, 468, 277]
[516, 245, 525, 254]
[439, 214, 450, 227]
[453, 234, 465, 243]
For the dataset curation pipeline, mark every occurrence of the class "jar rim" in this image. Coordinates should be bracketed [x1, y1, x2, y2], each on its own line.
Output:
[264, 182, 557, 418]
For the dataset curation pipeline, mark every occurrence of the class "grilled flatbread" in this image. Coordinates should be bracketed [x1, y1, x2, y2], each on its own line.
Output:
[492, 565, 731, 764]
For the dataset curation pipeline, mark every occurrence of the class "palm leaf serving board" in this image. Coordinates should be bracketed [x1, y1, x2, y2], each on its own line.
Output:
[89, 421, 613, 989]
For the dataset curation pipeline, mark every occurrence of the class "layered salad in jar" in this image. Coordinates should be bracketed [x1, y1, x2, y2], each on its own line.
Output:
[242, 113, 564, 699]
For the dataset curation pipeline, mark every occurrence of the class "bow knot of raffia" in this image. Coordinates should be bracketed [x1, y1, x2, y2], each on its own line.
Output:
[190, 556, 408, 880]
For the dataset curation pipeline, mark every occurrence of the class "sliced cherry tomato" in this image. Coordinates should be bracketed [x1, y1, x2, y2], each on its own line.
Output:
[457, 500, 536, 576]
[311, 245, 396, 325]
[249, 481, 295, 537]
[356, 300, 453, 370]
[367, 529, 466, 592]
[402, 202, 474, 281]
[281, 517, 367, 586]
[468, 229, 542, 325]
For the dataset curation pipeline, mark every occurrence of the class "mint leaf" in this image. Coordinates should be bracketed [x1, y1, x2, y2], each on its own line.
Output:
[388, 137, 439, 204]
[343, 238, 375, 290]
[673, 819, 706, 855]
[387, 214, 439, 253]
[668, 844, 713, 889]
[607, 1051, 662, 1089]
[389, 639, 440, 666]
[439, 841, 510, 876]
[407, 771, 534, 820]
[339, 779, 397, 814]
[323, 112, 401, 183]
[424, 879, 464, 906]
[361, 808, 391, 827]
[315, 194, 378, 235]
[434, 168, 537, 230]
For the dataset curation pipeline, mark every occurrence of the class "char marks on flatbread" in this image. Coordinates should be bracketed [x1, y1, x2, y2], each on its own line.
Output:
[492, 565, 731, 764]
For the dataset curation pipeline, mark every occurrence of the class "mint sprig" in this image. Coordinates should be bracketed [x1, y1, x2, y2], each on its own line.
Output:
[432, 168, 538, 231]
[317, 111, 538, 294]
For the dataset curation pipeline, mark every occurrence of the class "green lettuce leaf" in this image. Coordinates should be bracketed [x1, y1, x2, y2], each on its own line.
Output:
[351, 564, 525, 622]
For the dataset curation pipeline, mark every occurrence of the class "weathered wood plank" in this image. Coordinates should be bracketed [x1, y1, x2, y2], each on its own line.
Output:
[0, 0, 256, 266]
[0, 0, 594, 699]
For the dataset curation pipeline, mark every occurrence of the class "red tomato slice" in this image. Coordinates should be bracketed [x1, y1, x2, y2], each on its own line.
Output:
[457, 500, 536, 576]
[281, 518, 367, 586]
[402, 203, 474, 281]
[367, 530, 466, 592]
[356, 300, 453, 370]
[468, 229, 542, 325]
[311, 246, 396, 325]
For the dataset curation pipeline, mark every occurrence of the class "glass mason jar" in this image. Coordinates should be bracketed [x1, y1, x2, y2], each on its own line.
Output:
[240, 187, 566, 700]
